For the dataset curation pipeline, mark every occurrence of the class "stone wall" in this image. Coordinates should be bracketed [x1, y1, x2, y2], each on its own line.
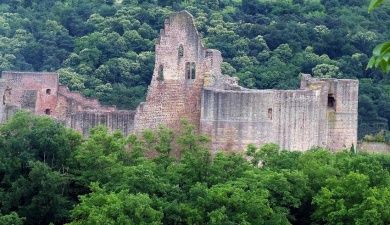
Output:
[66, 111, 136, 136]
[201, 74, 359, 152]
[134, 11, 223, 132]
[57, 85, 135, 135]
[56, 85, 115, 121]
[358, 142, 390, 154]
[200, 88, 325, 152]
[0, 79, 9, 122]
[1, 71, 59, 116]
[273, 89, 324, 151]
[302, 75, 359, 150]
[0, 71, 135, 136]
[326, 79, 359, 150]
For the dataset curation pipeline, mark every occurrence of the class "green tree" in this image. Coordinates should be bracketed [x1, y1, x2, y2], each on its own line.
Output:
[313, 172, 390, 225]
[67, 183, 163, 225]
[0, 112, 81, 225]
[312, 63, 341, 78]
[0, 212, 24, 225]
[72, 126, 129, 189]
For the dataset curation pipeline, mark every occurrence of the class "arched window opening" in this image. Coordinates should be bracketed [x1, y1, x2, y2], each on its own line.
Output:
[45, 109, 51, 115]
[268, 108, 273, 120]
[46, 89, 51, 95]
[178, 44, 184, 58]
[328, 94, 336, 109]
[157, 65, 164, 81]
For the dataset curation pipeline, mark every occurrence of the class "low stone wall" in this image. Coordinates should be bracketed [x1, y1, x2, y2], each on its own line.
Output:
[67, 110, 136, 136]
[358, 142, 390, 154]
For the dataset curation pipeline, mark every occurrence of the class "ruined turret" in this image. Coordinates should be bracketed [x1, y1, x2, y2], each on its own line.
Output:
[134, 11, 223, 131]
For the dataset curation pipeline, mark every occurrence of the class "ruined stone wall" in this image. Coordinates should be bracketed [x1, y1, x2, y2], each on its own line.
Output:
[134, 11, 222, 132]
[273, 90, 325, 151]
[56, 85, 135, 135]
[200, 88, 325, 152]
[1, 71, 59, 116]
[0, 71, 135, 136]
[358, 142, 390, 154]
[0, 11, 359, 152]
[56, 85, 116, 121]
[300, 76, 331, 148]
[201, 89, 276, 152]
[201, 74, 359, 152]
[129, 11, 359, 152]
[325, 79, 359, 150]
[67, 111, 136, 136]
[302, 75, 359, 150]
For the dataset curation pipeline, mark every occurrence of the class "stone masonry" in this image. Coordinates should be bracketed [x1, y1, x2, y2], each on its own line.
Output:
[0, 11, 359, 152]
[0, 71, 135, 136]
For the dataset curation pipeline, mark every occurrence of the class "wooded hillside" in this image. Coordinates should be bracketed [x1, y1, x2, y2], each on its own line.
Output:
[0, 0, 389, 137]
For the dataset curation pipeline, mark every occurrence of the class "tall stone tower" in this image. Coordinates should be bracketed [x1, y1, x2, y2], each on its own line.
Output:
[134, 11, 223, 131]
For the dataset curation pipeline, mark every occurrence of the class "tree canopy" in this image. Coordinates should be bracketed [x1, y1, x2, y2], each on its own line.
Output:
[0, 112, 389, 224]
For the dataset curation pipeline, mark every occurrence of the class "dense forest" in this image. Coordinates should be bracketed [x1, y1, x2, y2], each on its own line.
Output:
[0, 0, 389, 138]
[0, 112, 388, 225]
[1, 1, 390, 225]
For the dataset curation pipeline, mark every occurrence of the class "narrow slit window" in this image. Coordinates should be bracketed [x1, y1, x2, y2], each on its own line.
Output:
[185, 62, 191, 79]
[178, 44, 184, 58]
[157, 65, 164, 81]
[46, 89, 51, 95]
[3, 87, 11, 105]
[190, 62, 196, 79]
[268, 108, 273, 120]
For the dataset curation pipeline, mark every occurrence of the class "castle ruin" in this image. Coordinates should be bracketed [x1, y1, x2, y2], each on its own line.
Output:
[0, 11, 359, 152]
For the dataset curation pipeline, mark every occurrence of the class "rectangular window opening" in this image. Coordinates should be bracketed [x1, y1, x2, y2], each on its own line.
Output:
[328, 94, 336, 109]
[268, 108, 273, 120]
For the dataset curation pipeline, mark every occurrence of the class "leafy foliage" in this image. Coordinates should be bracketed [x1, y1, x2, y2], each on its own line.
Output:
[0, 112, 81, 225]
[367, 41, 390, 73]
[0, 212, 24, 225]
[67, 183, 163, 225]
[1, 113, 390, 224]
[367, 0, 389, 74]
[368, 0, 385, 12]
